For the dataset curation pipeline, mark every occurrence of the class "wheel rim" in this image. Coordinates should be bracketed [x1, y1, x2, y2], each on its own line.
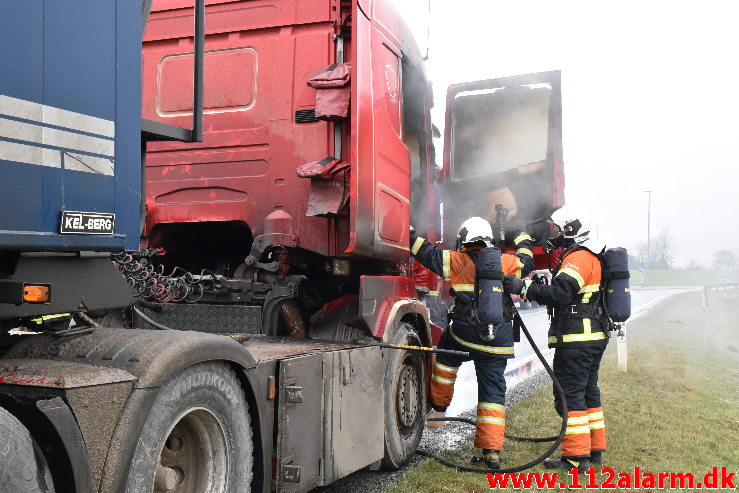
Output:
[396, 355, 421, 438]
[154, 408, 229, 493]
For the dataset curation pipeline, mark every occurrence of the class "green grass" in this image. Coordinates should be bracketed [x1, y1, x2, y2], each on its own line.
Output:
[630, 269, 738, 286]
[388, 291, 739, 492]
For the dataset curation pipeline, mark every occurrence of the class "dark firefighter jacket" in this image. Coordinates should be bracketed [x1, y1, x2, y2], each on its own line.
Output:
[410, 229, 535, 358]
[525, 247, 609, 349]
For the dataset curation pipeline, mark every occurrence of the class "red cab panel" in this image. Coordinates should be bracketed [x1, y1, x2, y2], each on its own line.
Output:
[142, 0, 341, 255]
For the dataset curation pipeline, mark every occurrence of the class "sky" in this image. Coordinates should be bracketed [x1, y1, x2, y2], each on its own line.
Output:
[391, 0, 739, 267]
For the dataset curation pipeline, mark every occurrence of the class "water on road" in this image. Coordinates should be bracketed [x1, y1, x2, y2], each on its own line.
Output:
[445, 287, 698, 416]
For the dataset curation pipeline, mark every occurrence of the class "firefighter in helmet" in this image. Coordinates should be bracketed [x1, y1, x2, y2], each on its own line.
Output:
[504, 219, 608, 472]
[410, 217, 534, 469]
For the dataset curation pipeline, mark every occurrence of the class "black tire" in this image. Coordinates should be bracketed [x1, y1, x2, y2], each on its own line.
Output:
[125, 362, 253, 493]
[0, 407, 55, 493]
[381, 323, 426, 469]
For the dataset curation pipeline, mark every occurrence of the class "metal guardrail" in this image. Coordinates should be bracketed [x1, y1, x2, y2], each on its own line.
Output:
[702, 283, 739, 307]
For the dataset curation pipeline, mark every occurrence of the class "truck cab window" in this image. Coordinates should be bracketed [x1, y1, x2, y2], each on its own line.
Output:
[403, 61, 431, 230]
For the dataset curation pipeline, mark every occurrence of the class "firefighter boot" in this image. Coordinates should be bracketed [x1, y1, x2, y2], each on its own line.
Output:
[590, 451, 603, 465]
[426, 410, 446, 429]
[543, 457, 590, 473]
[471, 449, 500, 469]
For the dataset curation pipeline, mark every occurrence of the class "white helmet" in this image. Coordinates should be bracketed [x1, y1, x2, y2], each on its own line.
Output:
[556, 218, 608, 251]
[562, 219, 590, 245]
[457, 217, 493, 248]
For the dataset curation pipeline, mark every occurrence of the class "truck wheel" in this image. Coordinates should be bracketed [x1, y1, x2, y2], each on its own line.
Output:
[0, 407, 55, 493]
[125, 362, 253, 493]
[381, 323, 426, 470]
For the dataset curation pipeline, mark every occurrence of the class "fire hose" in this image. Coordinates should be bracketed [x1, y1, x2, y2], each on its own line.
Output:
[413, 307, 568, 474]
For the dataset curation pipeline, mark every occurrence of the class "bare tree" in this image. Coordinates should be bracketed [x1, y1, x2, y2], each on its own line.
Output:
[652, 229, 676, 268]
[712, 250, 736, 271]
[635, 228, 676, 269]
[635, 242, 649, 267]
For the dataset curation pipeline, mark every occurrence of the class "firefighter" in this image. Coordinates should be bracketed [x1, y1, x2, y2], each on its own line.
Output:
[410, 217, 534, 469]
[503, 219, 607, 472]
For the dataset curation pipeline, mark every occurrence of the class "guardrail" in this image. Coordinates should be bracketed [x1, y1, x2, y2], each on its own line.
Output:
[702, 283, 739, 307]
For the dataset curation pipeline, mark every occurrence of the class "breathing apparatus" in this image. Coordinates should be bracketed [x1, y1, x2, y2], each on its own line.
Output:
[454, 217, 504, 342]
[545, 218, 632, 331]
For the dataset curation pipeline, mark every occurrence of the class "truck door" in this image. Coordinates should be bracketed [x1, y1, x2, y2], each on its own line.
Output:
[441, 71, 564, 248]
[346, 0, 413, 261]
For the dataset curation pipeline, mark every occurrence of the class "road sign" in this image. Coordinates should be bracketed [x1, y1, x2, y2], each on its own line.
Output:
[637, 265, 646, 273]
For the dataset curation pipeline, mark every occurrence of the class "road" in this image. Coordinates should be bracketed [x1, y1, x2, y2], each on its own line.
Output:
[445, 287, 698, 416]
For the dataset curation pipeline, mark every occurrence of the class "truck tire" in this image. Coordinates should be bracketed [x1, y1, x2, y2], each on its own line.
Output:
[0, 407, 55, 493]
[125, 362, 253, 493]
[381, 323, 426, 470]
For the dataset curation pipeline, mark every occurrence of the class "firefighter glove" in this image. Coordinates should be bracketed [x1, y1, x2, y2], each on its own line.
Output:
[503, 275, 524, 295]
[504, 276, 532, 301]
[531, 273, 549, 285]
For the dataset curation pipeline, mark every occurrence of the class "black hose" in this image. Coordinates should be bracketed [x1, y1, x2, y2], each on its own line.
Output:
[132, 306, 173, 331]
[416, 307, 568, 474]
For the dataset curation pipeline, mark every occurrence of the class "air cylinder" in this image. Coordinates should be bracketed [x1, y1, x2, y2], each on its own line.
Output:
[476, 247, 504, 328]
[604, 247, 631, 322]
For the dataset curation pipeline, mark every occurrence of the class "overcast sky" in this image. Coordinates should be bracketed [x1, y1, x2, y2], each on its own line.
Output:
[392, 0, 738, 267]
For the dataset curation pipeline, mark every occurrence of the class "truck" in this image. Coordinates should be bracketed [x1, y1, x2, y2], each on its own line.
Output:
[0, 0, 564, 491]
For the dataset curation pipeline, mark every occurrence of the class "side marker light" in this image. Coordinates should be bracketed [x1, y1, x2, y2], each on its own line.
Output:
[23, 284, 51, 303]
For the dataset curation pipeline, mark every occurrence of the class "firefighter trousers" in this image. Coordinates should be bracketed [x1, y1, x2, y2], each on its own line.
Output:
[429, 329, 509, 451]
[552, 345, 607, 458]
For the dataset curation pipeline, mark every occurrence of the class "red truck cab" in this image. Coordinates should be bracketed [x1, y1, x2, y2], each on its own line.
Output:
[140, 0, 563, 340]
[142, 0, 434, 266]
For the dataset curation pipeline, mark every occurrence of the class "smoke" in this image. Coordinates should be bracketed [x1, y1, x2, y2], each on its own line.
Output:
[451, 85, 549, 181]
[443, 83, 558, 247]
[390, 0, 739, 267]
[385, 0, 560, 244]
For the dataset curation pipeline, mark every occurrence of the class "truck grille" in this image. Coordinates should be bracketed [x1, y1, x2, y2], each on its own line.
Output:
[295, 109, 319, 124]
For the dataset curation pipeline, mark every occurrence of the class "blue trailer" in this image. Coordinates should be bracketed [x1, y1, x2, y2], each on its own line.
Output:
[0, 0, 141, 253]
[0, 0, 143, 321]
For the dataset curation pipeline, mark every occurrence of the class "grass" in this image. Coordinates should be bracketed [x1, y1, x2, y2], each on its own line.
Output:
[630, 269, 738, 286]
[388, 291, 739, 492]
